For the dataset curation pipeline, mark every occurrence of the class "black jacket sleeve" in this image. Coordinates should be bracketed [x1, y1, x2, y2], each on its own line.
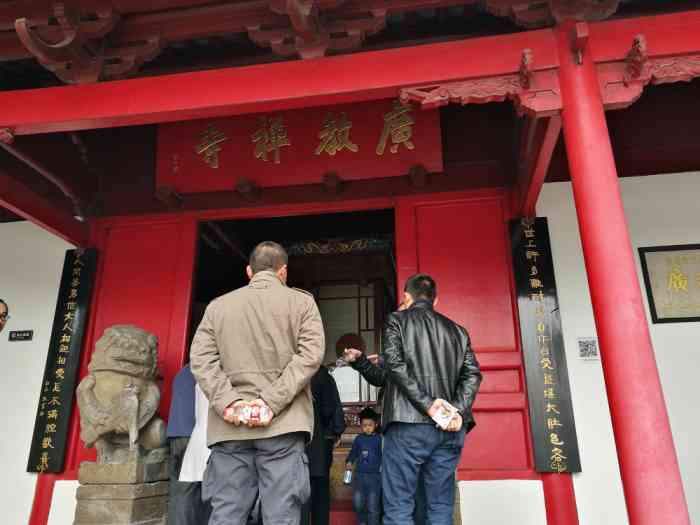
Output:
[382, 313, 433, 414]
[315, 368, 337, 424]
[451, 328, 482, 416]
[351, 354, 387, 387]
[329, 373, 347, 437]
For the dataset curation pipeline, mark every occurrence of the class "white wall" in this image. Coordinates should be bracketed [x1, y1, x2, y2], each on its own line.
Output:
[458, 480, 547, 525]
[538, 171, 700, 525]
[0, 221, 72, 525]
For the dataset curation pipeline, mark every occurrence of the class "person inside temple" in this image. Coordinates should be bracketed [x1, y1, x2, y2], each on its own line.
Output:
[346, 407, 382, 525]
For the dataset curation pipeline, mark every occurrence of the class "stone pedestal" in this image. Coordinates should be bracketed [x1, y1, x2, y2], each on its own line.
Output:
[75, 451, 169, 525]
[79, 456, 169, 485]
[74, 481, 168, 525]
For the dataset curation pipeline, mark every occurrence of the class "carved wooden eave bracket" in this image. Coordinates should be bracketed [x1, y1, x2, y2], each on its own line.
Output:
[483, 0, 620, 30]
[599, 34, 700, 110]
[249, 0, 386, 59]
[399, 49, 562, 118]
[0, 128, 15, 145]
[15, 2, 162, 84]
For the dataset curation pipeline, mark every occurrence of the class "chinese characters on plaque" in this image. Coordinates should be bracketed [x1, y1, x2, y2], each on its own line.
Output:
[639, 245, 700, 323]
[252, 116, 291, 164]
[27, 249, 97, 473]
[157, 97, 442, 194]
[511, 218, 581, 473]
[376, 99, 415, 155]
[315, 113, 359, 156]
[195, 125, 228, 168]
[193, 100, 416, 168]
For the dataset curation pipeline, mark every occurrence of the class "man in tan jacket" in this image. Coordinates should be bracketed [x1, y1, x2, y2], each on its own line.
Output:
[190, 241, 324, 525]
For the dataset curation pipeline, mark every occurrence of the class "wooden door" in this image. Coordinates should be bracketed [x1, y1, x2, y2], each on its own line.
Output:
[395, 189, 536, 480]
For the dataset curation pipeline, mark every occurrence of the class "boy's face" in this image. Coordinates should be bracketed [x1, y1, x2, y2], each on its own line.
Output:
[361, 418, 376, 435]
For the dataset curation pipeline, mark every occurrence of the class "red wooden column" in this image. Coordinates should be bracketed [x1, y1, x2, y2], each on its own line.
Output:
[556, 22, 690, 525]
[542, 474, 579, 525]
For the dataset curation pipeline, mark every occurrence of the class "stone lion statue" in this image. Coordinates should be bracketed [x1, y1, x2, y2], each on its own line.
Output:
[77, 325, 166, 464]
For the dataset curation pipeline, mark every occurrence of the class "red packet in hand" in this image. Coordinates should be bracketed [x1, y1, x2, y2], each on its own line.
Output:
[245, 404, 271, 423]
[430, 400, 458, 430]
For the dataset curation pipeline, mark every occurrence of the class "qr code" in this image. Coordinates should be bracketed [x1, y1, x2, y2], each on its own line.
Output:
[577, 338, 599, 360]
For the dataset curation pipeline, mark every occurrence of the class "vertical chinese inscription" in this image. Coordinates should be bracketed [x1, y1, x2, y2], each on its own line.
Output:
[251, 116, 291, 164]
[195, 125, 228, 168]
[315, 113, 359, 156]
[523, 222, 568, 472]
[511, 218, 581, 474]
[27, 249, 97, 473]
[376, 100, 416, 155]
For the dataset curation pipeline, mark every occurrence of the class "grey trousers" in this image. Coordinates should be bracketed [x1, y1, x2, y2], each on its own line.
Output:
[203, 432, 310, 525]
[168, 437, 212, 525]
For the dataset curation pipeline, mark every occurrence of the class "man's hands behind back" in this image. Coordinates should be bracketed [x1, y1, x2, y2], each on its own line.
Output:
[428, 398, 463, 433]
[224, 399, 274, 428]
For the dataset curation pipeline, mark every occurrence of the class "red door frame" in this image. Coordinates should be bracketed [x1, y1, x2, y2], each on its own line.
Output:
[30, 188, 578, 524]
[28, 196, 395, 525]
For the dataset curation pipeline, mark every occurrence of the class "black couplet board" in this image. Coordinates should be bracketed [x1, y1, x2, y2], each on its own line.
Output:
[27, 249, 97, 473]
[510, 218, 581, 473]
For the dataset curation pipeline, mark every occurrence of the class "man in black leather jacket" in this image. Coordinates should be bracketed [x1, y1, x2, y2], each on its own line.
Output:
[365, 273, 481, 525]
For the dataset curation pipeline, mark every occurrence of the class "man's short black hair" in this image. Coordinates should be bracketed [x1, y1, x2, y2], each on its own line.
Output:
[404, 273, 437, 302]
[249, 241, 288, 274]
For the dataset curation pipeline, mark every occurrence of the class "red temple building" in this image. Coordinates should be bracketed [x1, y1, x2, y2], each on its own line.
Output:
[0, 1, 699, 524]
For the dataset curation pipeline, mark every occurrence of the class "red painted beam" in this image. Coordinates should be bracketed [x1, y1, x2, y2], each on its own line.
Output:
[0, 170, 88, 246]
[0, 28, 558, 135]
[515, 115, 562, 216]
[590, 9, 700, 62]
[0, 11, 697, 136]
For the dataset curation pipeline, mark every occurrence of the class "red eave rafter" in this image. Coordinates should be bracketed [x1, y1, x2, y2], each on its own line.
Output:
[0, 170, 88, 246]
[514, 115, 562, 217]
[0, 10, 699, 136]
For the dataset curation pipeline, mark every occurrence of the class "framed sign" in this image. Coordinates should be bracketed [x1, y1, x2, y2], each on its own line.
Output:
[639, 244, 700, 323]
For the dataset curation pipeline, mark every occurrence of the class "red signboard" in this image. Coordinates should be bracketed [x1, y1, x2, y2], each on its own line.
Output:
[156, 98, 442, 193]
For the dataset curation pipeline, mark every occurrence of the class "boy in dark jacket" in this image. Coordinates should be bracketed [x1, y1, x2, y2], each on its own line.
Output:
[346, 407, 382, 525]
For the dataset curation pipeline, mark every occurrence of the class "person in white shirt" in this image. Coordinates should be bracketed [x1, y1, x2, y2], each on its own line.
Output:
[180, 383, 262, 524]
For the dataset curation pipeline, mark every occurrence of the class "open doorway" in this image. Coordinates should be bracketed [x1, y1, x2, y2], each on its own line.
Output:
[190, 208, 396, 412]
